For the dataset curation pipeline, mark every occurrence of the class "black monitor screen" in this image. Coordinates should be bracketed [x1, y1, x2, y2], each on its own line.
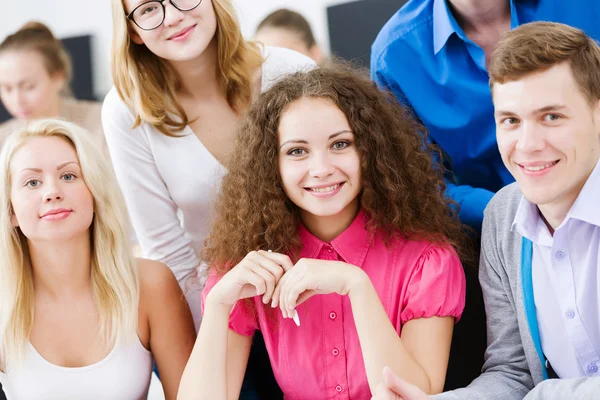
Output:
[327, 0, 406, 69]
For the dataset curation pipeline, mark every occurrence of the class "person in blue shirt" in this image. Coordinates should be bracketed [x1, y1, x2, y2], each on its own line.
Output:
[371, 0, 600, 230]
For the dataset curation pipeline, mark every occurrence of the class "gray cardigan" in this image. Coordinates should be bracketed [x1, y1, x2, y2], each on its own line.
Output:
[435, 183, 600, 400]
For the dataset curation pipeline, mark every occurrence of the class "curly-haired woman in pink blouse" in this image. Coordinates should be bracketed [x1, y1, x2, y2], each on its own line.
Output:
[179, 65, 468, 399]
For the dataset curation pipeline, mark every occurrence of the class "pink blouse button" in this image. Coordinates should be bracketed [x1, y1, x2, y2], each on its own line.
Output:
[329, 312, 337, 320]
[332, 348, 339, 356]
[335, 385, 343, 392]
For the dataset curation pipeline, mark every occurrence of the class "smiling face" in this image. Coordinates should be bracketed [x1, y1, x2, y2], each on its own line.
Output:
[0, 50, 63, 120]
[9, 136, 94, 243]
[278, 97, 362, 234]
[494, 62, 600, 219]
[123, 0, 218, 62]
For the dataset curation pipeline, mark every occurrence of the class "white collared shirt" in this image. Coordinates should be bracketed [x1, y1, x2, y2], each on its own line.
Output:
[512, 159, 600, 378]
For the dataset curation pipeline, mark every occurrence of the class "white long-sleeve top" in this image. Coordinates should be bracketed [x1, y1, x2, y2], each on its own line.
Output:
[102, 46, 314, 329]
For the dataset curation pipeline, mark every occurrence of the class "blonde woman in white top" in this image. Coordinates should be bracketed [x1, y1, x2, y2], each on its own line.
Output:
[0, 120, 195, 400]
[103, 0, 315, 329]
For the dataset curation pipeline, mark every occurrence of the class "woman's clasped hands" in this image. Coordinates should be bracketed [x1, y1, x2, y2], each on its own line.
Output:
[206, 250, 367, 319]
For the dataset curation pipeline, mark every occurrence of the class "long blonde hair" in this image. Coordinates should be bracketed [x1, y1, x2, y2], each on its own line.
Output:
[110, 0, 263, 135]
[0, 119, 139, 372]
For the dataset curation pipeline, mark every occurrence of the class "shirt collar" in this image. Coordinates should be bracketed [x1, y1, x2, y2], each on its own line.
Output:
[433, 0, 464, 55]
[509, 0, 520, 29]
[433, 0, 520, 55]
[512, 157, 600, 242]
[567, 157, 600, 227]
[512, 194, 553, 247]
[298, 208, 374, 267]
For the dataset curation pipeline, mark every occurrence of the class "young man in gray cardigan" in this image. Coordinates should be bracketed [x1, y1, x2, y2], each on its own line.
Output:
[372, 21, 600, 400]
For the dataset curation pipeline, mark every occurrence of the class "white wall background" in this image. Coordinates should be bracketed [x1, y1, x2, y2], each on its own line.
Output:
[0, 0, 355, 100]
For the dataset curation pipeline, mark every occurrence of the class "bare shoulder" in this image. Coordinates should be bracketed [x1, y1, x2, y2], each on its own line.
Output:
[136, 258, 195, 349]
[136, 258, 182, 303]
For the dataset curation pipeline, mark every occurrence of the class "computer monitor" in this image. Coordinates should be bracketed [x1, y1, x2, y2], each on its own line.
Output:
[327, 0, 405, 69]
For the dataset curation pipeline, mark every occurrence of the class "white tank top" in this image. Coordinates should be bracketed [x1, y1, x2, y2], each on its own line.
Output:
[0, 336, 152, 399]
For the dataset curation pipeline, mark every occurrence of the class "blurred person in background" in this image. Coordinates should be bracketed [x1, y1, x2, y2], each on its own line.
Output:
[255, 9, 324, 65]
[0, 22, 103, 148]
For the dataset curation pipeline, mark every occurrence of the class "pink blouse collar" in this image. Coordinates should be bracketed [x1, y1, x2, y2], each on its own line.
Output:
[298, 208, 375, 267]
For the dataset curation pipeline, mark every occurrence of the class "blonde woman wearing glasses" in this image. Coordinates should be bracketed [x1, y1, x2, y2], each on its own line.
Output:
[103, 0, 315, 331]
[0, 120, 195, 400]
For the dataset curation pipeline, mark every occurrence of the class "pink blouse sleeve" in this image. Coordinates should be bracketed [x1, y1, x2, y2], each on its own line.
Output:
[400, 245, 466, 325]
[201, 273, 259, 336]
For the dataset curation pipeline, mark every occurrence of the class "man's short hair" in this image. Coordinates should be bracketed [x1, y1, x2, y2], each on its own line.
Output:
[489, 21, 600, 104]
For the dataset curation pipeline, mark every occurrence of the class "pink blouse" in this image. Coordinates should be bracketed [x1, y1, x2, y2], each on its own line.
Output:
[202, 209, 466, 399]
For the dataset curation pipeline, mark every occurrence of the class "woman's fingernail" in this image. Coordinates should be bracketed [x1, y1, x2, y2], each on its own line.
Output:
[293, 309, 301, 327]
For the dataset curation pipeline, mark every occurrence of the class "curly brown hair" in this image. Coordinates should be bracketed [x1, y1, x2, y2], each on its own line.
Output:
[203, 63, 468, 273]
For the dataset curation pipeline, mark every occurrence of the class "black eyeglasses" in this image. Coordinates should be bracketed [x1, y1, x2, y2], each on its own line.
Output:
[126, 0, 203, 31]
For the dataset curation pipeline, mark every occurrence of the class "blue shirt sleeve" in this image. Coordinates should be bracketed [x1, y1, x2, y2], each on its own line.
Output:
[372, 55, 493, 231]
[371, 58, 410, 106]
[446, 183, 494, 231]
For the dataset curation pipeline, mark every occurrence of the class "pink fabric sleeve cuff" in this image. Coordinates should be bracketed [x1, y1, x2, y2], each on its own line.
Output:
[400, 245, 466, 325]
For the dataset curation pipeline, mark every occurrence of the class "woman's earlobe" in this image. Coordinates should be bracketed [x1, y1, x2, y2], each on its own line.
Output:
[594, 99, 600, 124]
[128, 28, 145, 45]
[10, 213, 19, 228]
